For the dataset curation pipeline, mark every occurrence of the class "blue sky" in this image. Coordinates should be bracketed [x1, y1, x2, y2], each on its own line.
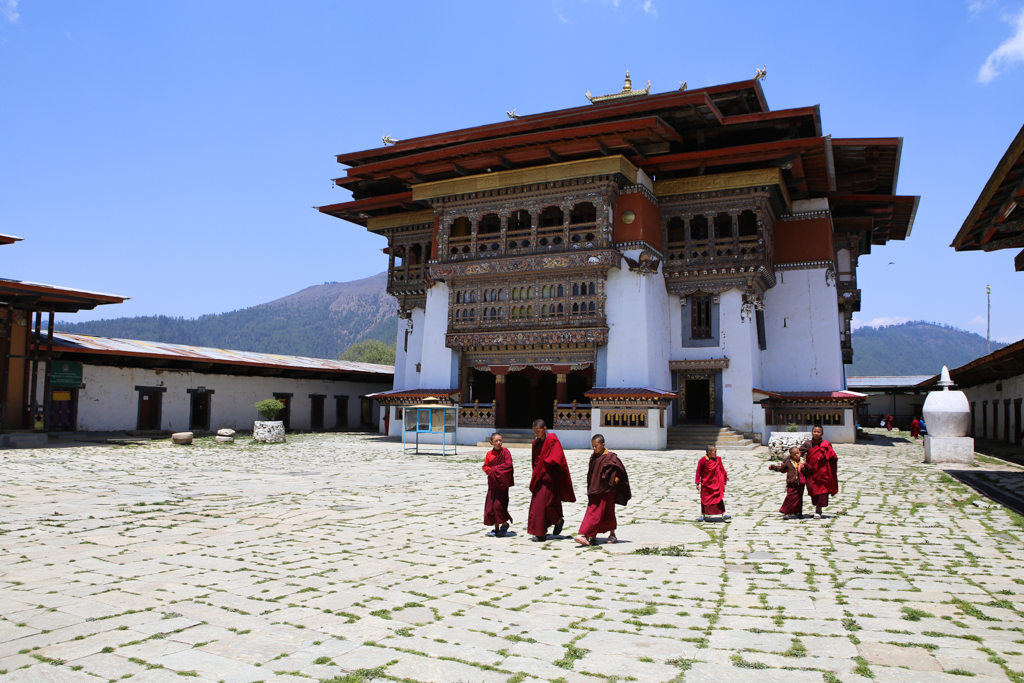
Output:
[2, 1, 1023, 342]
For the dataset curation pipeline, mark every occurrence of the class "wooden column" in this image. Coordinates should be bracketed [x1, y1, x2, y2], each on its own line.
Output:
[0, 305, 11, 429]
[28, 311, 41, 426]
[556, 374, 568, 405]
[495, 374, 507, 429]
[42, 311, 54, 431]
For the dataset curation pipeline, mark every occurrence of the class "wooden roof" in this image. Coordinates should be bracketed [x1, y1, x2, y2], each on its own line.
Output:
[951, 123, 1024, 271]
[918, 337, 1024, 389]
[318, 79, 918, 244]
[0, 279, 128, 313]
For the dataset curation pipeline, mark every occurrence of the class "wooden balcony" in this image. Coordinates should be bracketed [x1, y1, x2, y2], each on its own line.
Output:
[554, 403, 592, 431]
[459, 402, 495, 428]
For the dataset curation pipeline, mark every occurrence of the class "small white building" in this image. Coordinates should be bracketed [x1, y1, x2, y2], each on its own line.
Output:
[40, 332, 393, 433]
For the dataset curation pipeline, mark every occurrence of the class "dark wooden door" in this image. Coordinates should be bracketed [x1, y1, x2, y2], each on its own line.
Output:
[275, 396, 291, 430]
[138, 391, 158, 430]
[311, 396, 324, 432]
[50, 389, 73, 430]
[190, 393, 210, 431]
[336, 397, 349, 429]
[685, 379, 711, 423]
[360, 398, 372, 428]
[1015, 400, 1022, 445]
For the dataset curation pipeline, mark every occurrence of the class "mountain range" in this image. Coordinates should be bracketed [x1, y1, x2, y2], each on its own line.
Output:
[56, 274, 1004, 375]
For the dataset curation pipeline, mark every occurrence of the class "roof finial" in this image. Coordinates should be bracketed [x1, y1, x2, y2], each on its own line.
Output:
[623, 70, 632, 92]
[938, 365, 954, 390]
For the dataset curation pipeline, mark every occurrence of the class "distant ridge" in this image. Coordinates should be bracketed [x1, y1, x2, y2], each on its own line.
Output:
[55, 272, 397, 360]
[850, 321, 1005, 376]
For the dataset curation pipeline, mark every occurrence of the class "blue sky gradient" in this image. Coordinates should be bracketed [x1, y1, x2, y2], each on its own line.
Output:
[2, 1, 1022, 342]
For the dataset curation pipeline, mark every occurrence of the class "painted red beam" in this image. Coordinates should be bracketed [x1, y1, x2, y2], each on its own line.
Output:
[317, 191, 414, 221]
[642, 138, 827, 174]
[343, 117, 684, 180]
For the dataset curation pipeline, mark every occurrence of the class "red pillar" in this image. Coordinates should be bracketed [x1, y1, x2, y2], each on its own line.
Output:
[556, 373, 568, 405]
[495, 374, 507, 429]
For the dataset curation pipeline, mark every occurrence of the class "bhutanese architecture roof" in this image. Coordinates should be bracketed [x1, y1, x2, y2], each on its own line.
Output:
[45, 332, 393, 380]
[754, 389, 867, 402]
[366, 388, 459, 404]
[585, 387, 680, 399]
[0, 279, 128, 313]
[846, 376, 934, 391]
[951, 123, 1024, 272]
[917, 338, 1024, 389]
[0, 234, 24, 246]
[318, 78, 918, 250]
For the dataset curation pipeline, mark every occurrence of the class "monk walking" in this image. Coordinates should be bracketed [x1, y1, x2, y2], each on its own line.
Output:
[910, 417, 921, 439]
[528, 419, 575, 541]
[801, 425, 838, 519]
[695, 445, 730, 522]
[768, 445, 805, 519]
[483, 433, 514, 537]
[574, 434, 631, 546]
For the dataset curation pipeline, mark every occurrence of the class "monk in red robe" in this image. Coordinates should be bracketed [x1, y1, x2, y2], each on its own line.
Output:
[574, 434, 631, 546]
[528, 419, 575, 541]
[483, 432, 514, 537]
[801, 425, 838, 519]
[884, 414, 894, 431]
[768, 445, 805, 519]
[910, 418, 921, 439]
[695, 445, 730, 522]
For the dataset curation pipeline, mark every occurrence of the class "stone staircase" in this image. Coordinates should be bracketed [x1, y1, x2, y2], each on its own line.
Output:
[475, 428, 535, 448]
[667, 425, 758, 451]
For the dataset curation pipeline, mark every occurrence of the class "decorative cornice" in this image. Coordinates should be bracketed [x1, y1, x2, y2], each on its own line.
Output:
[615, 242, 665, 260]
[447, 327, 608, 349]
[774, 260, 834, 271]
[619, 183, 658, 205]
[431, 249, 621, 279]
[778, 210, 831, 221]
[670, 358, 730, 371]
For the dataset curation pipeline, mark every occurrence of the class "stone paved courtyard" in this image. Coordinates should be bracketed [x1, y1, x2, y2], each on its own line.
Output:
[3, 430, 1024, 683]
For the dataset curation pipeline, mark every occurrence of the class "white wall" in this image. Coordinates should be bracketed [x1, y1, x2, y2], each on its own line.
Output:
[51, 365, 391, 432]
[420, 282, 457, 390]
[592, 408, 667, 450]
[760, 267, 844, 392]
[961, 373, 1024, 443]
[760, 409, 856, 444]
[604, 250, 671, 390]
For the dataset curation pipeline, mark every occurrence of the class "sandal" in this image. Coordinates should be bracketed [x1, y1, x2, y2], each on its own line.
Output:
[607, 534, 618, 544]
[813, 513, 822, 520]
[574, 535, 589, 546]
[553, 518, 564, 536]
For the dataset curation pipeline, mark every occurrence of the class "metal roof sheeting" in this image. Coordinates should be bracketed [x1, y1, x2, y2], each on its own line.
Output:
[846, 376, 933, 389]
[48, 332, 393, 376]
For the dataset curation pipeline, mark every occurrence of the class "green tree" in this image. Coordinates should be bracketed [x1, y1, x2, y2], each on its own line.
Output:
[340, 339, 396, 365]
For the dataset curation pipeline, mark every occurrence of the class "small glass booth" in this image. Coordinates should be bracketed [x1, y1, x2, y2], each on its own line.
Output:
[402, 397, 457, 456]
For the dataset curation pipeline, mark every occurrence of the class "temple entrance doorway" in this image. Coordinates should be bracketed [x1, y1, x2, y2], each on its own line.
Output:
[684, 379, 711, 423]
[506, 369, 556, 428]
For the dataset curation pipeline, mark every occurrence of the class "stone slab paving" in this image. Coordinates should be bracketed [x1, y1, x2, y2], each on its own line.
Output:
[2, 430, 1024, 682]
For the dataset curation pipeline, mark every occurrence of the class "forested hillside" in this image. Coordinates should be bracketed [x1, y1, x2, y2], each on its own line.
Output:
[850, 321, 1003, 376]
[56, 272, 397, 360]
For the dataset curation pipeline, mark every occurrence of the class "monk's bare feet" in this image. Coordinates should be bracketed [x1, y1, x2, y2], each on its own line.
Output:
[608, 533, 618, 544]
[574, 535, 589, 546]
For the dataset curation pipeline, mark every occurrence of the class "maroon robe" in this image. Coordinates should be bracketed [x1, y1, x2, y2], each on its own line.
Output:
[769, 455, 804, 516]
[528, 433, 575, 536]
[483, 447, 514, 526]
[696, 455, 728, 515]
[578, 449, 630, 537]
[884, 415, 894, 431]
[910, 418, 921, 439]
[802, 438, 839, 508]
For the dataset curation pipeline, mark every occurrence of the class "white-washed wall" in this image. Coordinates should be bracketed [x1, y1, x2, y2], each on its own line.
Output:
[48, 365, 391, 432]
[420, 282, 456, 390]
[960, 373, 1024, 443]
[604, 253, 671, 390]
[760, 267, 844, 392]
[592, 408, 667, 450]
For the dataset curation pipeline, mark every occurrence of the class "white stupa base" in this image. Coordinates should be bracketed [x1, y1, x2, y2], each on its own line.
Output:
[924, 436, 974, 464]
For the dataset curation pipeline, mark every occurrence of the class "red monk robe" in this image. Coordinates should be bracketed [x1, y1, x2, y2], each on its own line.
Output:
[884, 414, 894, 431]
[483, 447, 514, 527]
[528, 432, 575, 537]
[802, 437, 839, 509]
[910, 418, 921, 439]
[695, 453, 728, 516]
[578, 448, 631, 539]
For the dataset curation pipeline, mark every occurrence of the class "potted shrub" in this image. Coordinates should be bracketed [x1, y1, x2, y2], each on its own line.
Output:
[253, 399, 286, 443]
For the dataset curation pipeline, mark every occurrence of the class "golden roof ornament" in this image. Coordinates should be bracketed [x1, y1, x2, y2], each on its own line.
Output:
[754, 65, 767, 81]
[382, 134, 399, 146]
[586, 70, 651, 104]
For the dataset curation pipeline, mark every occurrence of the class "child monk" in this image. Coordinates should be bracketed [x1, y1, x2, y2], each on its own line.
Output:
[483, 433, 514, 537]
[800, 425, 838, 519]
[529, 419, 575, 541]
[695, 445, 730, 522]
[768, 445, 805, 519]
[574, 434, 631, 547]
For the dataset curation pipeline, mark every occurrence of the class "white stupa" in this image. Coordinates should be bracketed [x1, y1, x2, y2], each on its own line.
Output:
[922, 366, 974, 464]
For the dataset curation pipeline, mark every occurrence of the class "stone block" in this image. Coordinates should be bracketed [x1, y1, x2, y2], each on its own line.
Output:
[215, 435, 234, 443]
[924, 436, 974, 464]
[217, 428, 235, 437]
[171, 432, 193, 445]
[253, 421, 285, 443]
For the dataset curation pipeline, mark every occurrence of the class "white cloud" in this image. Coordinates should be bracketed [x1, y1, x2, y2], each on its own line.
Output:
[851, 315, 911, 330]
[969, 0, 994, 16]
[1, 0, 18, 23]
[968, 314, 988, 326]
[642, 1, 656, 15]
[978, 6, 1024, 83]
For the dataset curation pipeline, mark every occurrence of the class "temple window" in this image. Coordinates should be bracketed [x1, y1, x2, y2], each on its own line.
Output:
[589, 282, 596, 295]
[469, 291, 476, 303]
[573, 284, 579, 296]
[497, 307, 503, 317]
[497, 290, 505, 301]
[738, 210, 758, 238]
[572, 303, 579, 313]
[479, 213, 501, 235]
[691, 295, 713, 339]
[690, 215, 708, 241]
[470, 308, 476, 319]
[570, 202, 597, 224]
[557, 304, 563, 314]
[539, 206, 563, 227]
[508, 210, 531, 233]
[526, 306, 533, 316]
[667, 217, 686, 244]
[451, 217, 471, 237]
[714, 212, 733, 239]
[557, 285, 563, 297]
